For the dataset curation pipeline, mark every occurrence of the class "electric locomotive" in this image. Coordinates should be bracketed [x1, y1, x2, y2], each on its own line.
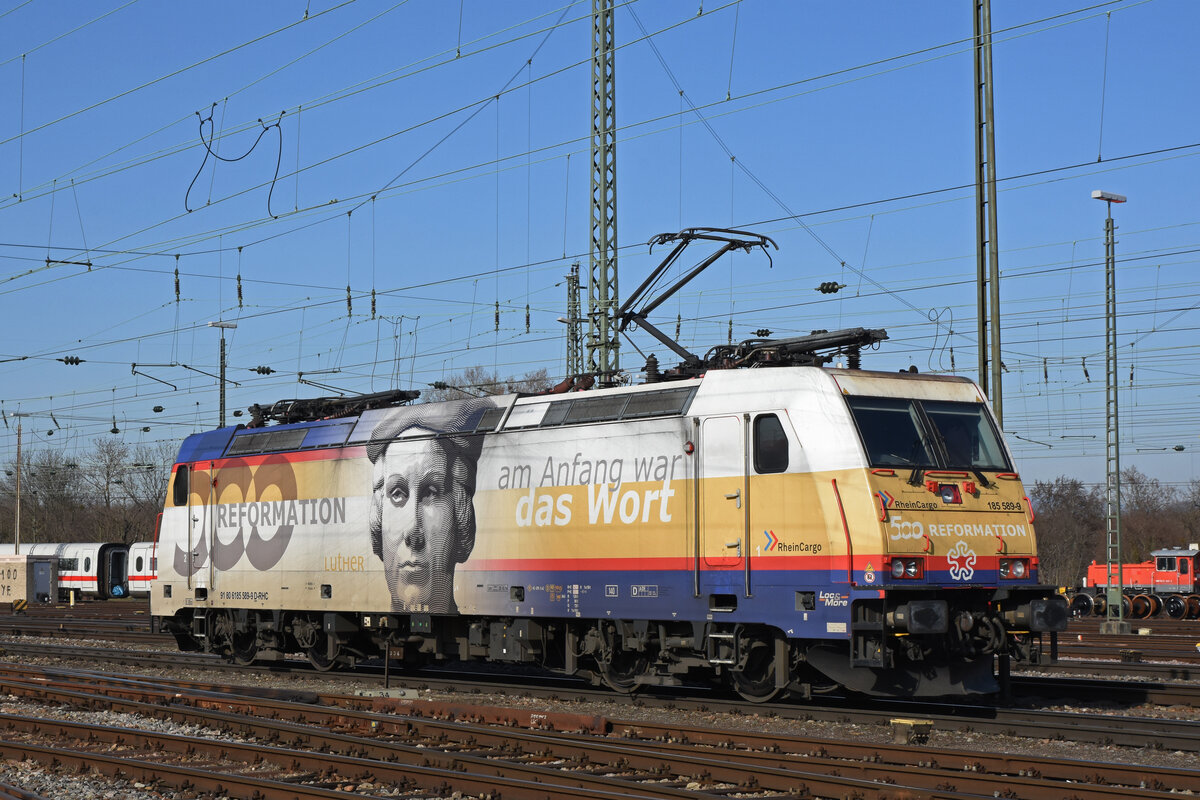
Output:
[149, 363, 1065, 699]
[150, 229, 1067, 700]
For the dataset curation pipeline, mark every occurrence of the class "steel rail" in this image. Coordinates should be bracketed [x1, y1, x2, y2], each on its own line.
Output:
[0, 704, 691, 800]
[6, 642, 1200, 750]
[2, 672, 1190, 800]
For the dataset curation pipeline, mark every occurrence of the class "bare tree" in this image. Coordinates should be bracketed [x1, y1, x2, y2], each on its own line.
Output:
[1029, 477, 1103, 588]
[1182, 479, 1200, 542]
[424, 366, 552, 403]
[1119, 466, 1185, 560]
[78, 438, 164, 543]
[122, 441, 176, 541]
[0, 448, 86, 545]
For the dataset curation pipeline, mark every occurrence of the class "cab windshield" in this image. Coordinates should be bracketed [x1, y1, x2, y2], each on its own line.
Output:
[846, 396, 1010, 471]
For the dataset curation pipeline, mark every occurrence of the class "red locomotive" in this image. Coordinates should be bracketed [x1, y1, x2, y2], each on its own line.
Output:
[1072, 545, 1200, 619]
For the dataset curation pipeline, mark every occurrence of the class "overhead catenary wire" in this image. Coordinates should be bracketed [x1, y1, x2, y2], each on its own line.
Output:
[2, 0, 1114, 224]
[0, 0, 139, 68]
[0, 0, 1152, 262]
[0, 0, 359, 149]
[0, 1, 1193, 478]
[5, 2, 591, 209]
[4, 143, 1199, 341]
[7, 0, 1152, 328]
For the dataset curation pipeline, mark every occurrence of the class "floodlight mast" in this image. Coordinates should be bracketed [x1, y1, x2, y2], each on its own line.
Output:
[1092, 189, 1129, 635]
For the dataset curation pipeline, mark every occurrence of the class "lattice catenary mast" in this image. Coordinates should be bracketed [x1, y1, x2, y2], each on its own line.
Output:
[564, 261, 585, 378]
[974, 0, 1002, 425]
[588, 0, 620, 384]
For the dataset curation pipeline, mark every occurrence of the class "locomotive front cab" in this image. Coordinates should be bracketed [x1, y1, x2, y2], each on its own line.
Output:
[827, 373, 1067, 694]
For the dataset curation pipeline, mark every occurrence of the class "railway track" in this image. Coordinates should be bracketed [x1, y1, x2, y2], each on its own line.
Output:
[1068, 614, 1200, 635]
[5, 638, 1200, 749]
[3, 602, 1199, 797]
[0, 662, 1197, 800]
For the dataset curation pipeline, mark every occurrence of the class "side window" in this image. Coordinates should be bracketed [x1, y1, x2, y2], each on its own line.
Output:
[1182, 559, 1190, 575]
[135, 556, 144, 572]
[753, 414, 789, 474]
[84, 557, 91, 572]
[172, 465, 189, 507]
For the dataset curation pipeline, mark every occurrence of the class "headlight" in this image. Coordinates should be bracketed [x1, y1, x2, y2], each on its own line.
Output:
[1000, 558, 1029, 580]
[889, 557, 924, 580]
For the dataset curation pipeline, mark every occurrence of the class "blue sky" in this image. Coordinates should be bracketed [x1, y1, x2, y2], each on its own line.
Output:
[1, 0, 1197, 491]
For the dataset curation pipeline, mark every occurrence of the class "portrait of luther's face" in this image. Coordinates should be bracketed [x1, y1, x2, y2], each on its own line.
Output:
[377, 433, 457, 612]
[367, 399, 490, 614]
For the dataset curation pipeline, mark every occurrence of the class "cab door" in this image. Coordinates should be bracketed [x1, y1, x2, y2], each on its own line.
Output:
[700, 415, 748, 600]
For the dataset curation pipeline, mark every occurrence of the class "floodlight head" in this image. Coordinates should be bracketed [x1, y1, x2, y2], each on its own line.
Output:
[1091, 190, 1127, 203]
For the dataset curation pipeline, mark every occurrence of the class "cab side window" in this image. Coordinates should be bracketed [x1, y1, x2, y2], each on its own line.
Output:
[172, 465, 189, 507]
[753, 414, 789, 474]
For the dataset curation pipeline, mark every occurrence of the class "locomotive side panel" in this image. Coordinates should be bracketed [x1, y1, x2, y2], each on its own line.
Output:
[462, 417, 692, 619]
[155, 450, 390, 618]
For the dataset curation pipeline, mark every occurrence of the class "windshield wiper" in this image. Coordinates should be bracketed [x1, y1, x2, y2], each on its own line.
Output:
[908, 466, 925, 487]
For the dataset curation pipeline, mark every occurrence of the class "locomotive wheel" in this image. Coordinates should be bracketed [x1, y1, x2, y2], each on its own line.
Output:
[729, 636, 783, 703]
[230, 614, 260, 666]
[307, 632, 343, 672]
[231, 633, 259, 665]
[1068, 593, 1095, 617]
[598, 648, 647, 693]
[1165, 594, 1187, 619]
